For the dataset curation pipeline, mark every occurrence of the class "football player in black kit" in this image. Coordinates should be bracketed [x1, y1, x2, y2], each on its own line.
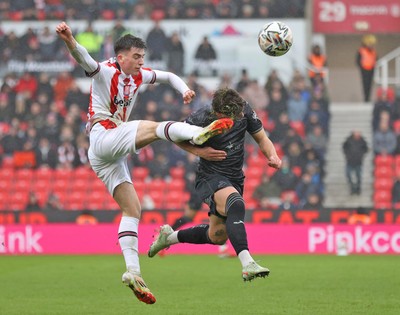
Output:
[148, 87, 282, 281]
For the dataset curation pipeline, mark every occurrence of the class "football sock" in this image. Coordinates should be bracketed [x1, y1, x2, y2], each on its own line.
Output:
[225, 193, 249, 256]
[177, 224, 213, 244]
[118, 216, 140, 272]
[171, 216, 193, 230]
[238, 250, 255, 267]
[156, 121, 202, 142]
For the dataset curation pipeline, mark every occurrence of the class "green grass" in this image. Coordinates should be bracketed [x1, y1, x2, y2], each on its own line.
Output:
[0, 255, 399, 315]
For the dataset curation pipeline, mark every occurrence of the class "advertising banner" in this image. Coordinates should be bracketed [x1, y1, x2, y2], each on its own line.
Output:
[313, 0, 400, 33]
[1, 224, 399, 255]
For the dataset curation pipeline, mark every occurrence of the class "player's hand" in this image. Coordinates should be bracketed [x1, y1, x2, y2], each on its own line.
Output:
[55, 22, 73, 40]
[268, 155, 282, 169]
[183, 90, 196, 104]
[196, 147, 227, 161]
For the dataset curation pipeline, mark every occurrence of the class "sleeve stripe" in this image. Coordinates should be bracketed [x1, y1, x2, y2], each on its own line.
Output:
[85, 63, 101, 77]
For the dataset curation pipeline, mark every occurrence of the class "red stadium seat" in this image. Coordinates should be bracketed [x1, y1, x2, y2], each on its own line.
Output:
[374, 178, 394, 190]
[393, 119, 400, 134]
[374, 154, 394, 167]
[374, 166, 394, 179]
[170, 166, 185, 179]
[374, 201, 392, 210]
[73, 167, 93, 181]
[34, 168, 54, 181]
[132, 167, 149, 181]
[290, 121, 306, 138]
[15, 168, 34, 181]
[373, 189, 392, 203]
[147, 179, 167, 193]
[245, 166, 264, 181]
[168, 179, 186, 192]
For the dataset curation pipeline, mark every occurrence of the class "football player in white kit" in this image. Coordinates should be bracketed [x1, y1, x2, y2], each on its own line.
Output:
[56, 21, 233, 304]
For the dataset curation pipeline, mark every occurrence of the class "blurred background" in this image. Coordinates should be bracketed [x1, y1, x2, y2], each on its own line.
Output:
[0, 0, 399, 226]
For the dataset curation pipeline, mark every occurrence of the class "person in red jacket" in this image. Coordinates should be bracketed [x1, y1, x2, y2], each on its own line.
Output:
[356, 34, 377, 102]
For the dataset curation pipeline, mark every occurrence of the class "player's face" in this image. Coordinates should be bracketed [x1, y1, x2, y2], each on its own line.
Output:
[118, 47, 145, 75]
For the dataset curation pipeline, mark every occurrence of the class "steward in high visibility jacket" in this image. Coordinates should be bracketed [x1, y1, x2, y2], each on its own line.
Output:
[308, 45, 327, 79]
[356, 34, 377, 102]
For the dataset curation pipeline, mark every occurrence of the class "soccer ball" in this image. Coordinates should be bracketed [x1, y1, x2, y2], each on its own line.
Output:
[258, 21, 293, 57]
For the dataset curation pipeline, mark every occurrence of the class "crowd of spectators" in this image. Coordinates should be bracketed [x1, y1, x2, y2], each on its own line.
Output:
[0, 0, 305, 22]
[371, 87, 400, 207]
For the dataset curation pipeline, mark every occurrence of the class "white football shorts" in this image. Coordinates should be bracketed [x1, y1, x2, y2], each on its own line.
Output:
[88, 121, 140, 195]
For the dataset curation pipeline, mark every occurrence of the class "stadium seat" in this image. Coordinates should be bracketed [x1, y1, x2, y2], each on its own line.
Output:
[245, 165, 263, 181]
[373, 189, 392, 204]
[289, 121, 306, 138]
[394, 202, 400, 210]
[0, 191, 8, 210]
[374, 201, 392, 210]
[374, 178, 394, 190]
[12, 179, 32, 192]
[170, 166, 185, 179]
[52, 178, 71, 194]
[393, 119, 400, 134]
[146, 191, 164, 208]
[0, 168, 15, 180]
[73, 167, 93, 181]
[374, 154, 394, 167]
[167, 179, 186, 192]
[374, 166, 394, 179]
[246, 178, 260, 194]
[54, 169, 74, 181]
[34, 168, 54, 181]
[147, 179, 167, 193]
[15, 168, 34, 181]
[132, 167, 149, 181]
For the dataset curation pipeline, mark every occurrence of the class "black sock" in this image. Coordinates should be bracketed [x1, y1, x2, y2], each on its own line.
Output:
[171, 216, 193, 230]
[225, 193, 248, 255]
[177, 224, 213, 244]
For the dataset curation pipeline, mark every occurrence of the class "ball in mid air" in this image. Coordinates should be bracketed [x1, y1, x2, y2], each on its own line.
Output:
[258, 21, 293, 57]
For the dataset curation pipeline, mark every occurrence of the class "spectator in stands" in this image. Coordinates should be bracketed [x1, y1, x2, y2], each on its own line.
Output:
[167, 32, 185, 76]
[277, 190, 298, 211]
[193, 36, 217, 76]
[287, 89, 308, 122]
[342, 130, 369, 195]
[76, 24, 104, 61]
[373, 119, 397, 155]
[307, 44, 327, 87]
[302, 192, 323, 210]
[148, 152, 171, 180]
[356, 34, 377, 102]
[38, 26, 59, 61]
[146, 20, 168, 62]
[271, 157, 298, 191]
[76, 210, 98, 225]
[25, 191, 41, 212]
[295, 172, 321, 207]
[252, 173, 282, 209]
[392, 173, 400, 206]
[235, 68, 251, 94]
[269, 111, 291, 143]
[53, 71, 75, 103]
[306, 124, 328, 159]
[372, 89, 394, 131]
[285, 141, 304, 169]
[43, 193, 63, 211]
[35, 137, 58, 168]
[241, 79, 268, 111]
[266, 86, 287, 124]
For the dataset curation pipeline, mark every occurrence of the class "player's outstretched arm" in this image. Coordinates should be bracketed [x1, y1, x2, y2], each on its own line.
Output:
[55, 21, 77, 51]
[154, 70, 196, 104]
[174, 141, 227, 161]
[251, 130, 282, 169]
[56, 21, 98, 74]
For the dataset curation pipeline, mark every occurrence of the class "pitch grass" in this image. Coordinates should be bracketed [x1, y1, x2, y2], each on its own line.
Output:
[0, 255, 399, 315]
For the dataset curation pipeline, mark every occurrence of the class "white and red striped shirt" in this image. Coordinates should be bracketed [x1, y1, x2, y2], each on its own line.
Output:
[70, 43, 190, 132]
[87, 57, 156, 129]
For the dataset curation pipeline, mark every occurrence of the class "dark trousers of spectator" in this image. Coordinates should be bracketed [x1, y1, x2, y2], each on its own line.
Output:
[346, 164, 362, 195]
[361, 68, 374, 102]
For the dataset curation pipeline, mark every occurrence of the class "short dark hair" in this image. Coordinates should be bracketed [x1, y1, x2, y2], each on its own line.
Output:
[114, 34, 147, 55]
[211, 88, 245, 118]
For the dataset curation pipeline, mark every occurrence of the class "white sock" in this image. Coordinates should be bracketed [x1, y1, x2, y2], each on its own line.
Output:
[238, 250, 254, 267]
[118, 216, 140, 273]
[156, 121, 202, 142]
[166, 231, 180, 245]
